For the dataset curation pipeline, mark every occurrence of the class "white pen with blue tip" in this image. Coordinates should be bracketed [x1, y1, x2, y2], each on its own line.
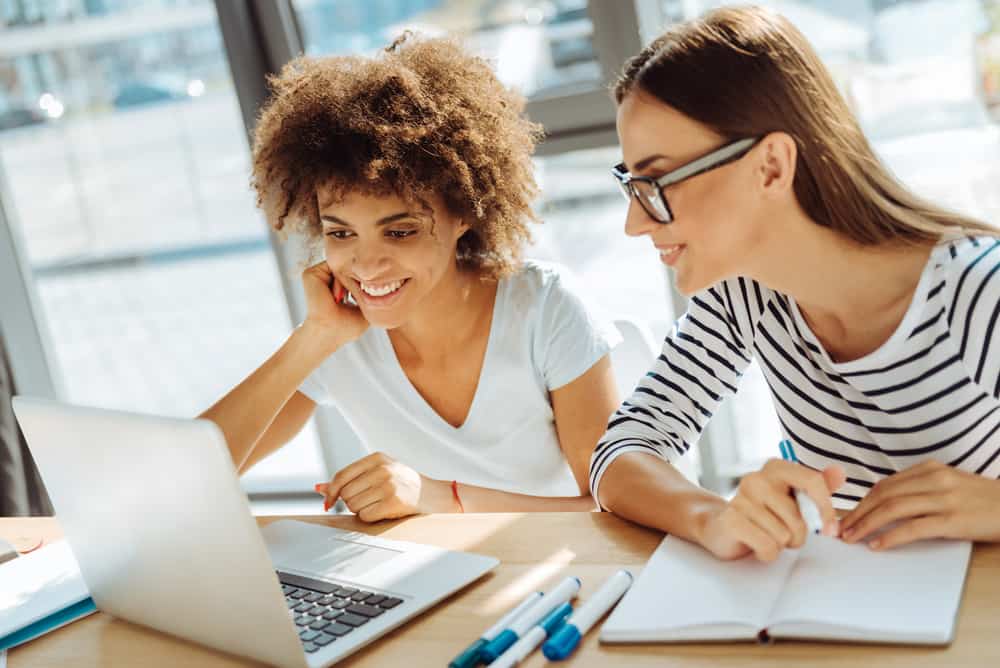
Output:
[489, 601, 573, 668]
[543, 570, 633, 661]
[479, 576, 581, 664]
[447, 591, 542, 668]
[779, 439, 824, 535]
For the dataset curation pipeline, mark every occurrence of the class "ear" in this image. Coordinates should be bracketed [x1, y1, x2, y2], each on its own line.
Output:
[455, 219, 471, 239]
[756, 131, 797, 197]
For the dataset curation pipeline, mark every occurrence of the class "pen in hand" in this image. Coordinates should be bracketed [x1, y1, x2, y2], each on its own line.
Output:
[779, 439, 825, 535]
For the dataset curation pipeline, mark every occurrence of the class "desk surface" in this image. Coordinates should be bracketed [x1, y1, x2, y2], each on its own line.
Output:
[2, 512, 998, 667]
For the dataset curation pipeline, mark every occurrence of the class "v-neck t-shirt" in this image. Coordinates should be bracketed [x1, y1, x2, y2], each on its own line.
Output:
[299, 260, 622, 497]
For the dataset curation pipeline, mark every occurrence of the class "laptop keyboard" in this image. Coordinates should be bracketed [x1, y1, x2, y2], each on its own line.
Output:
[276, 571, 404, 654]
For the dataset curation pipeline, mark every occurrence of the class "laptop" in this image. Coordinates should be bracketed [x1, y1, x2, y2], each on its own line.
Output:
[12, 397, 498, 667]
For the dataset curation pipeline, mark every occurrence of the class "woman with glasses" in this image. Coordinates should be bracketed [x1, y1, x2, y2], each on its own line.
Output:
[201, 34, 621, 521]
[592, 6, 1000, 560]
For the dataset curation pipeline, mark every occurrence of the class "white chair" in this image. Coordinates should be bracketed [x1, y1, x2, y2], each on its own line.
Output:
[610, 318, 700, 484]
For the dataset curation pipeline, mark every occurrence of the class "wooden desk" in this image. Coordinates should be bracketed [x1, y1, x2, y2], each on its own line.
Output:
[2, 513, 998, 667]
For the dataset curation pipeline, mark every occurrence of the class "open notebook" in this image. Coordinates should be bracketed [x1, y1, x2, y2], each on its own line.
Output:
[602, 533, 971, 646]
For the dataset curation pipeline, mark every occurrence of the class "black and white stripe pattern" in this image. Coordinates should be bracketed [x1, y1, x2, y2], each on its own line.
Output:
[590, 236, 1000, 507]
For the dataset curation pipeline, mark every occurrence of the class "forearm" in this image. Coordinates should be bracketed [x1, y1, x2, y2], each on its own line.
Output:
[446, 481, 596, 513]
[596, 451, 725, 544]
[199, 324, 335, 470]
[236, 408, 310, 474]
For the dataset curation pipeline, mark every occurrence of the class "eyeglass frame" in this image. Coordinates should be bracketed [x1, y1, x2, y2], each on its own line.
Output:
[612, 136, 762, 224]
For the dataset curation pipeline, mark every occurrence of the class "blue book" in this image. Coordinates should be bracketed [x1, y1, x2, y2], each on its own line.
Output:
[0, 540, 96, 651]
[0, 597, 97, 650]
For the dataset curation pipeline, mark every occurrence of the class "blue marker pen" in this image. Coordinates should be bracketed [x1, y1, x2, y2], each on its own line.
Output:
[447, 591, 542, 668]
[480, 576, 580, 664]
[488, 602, 572, 668]
[543, 570, 633, 661]
[779, 439, 824, 534]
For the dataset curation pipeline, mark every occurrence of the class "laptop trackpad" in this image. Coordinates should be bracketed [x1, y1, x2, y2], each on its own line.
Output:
[262, 520, 403, 579]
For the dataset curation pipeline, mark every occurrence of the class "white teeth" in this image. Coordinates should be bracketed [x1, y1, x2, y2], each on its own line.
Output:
[660, 245, 683, 256]
[360, 279, 404, 297]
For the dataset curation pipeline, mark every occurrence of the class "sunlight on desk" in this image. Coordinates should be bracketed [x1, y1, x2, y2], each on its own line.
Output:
[481, 547, 576, 616]
[452, 514, 519, 548]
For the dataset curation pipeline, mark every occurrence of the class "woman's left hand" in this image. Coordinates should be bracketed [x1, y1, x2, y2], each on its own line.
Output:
[314, 452, 457, 522]
[840, 460, 1000, 549]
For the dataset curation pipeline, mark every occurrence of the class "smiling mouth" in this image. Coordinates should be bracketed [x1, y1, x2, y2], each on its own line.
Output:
[353, 278, 411, 305]
[657, 244, 686, 266]
[359, 279, 407, 297]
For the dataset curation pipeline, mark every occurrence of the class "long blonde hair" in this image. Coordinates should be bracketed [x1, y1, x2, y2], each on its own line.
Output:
[615, 5, 996, 244]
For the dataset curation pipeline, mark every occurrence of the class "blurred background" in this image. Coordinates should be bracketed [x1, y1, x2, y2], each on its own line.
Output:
[1, 0, 998, 512]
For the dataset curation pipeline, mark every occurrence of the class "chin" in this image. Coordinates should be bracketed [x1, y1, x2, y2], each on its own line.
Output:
[675, 269, 719, 297]
[674, 272, 701, 297]
[363, 311, 408, 330]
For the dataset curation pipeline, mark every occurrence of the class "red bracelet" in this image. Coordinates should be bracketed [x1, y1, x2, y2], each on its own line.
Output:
[451, 480, 464, 513]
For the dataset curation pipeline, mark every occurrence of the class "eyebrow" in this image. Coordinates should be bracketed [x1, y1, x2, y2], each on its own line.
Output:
[320, 212, 416, 227]
[629, 154, 672, 174]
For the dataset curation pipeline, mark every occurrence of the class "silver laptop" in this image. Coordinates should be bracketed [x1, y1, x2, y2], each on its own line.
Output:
[12, 397, 498, 667]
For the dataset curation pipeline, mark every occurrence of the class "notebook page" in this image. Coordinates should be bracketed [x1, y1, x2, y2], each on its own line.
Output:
[768, 535, 971, 642]
[601, 535, 797, 642]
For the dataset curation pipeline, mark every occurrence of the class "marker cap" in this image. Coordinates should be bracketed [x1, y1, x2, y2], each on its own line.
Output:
[448, 638, 487, 668]
[540, 602, 572, 635]
[542, 623, 581, 661]
[480, 628, 517, 664]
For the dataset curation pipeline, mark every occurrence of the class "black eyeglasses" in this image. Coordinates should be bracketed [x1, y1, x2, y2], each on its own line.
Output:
[612, 136, 761, 224]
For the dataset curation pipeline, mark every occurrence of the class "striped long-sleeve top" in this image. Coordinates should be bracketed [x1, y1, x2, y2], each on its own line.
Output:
[590, 235, 1000, 508]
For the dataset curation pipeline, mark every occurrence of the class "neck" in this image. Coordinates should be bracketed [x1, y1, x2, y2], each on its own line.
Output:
[743, 207, 934, 332]
[388, 264, 494, 363]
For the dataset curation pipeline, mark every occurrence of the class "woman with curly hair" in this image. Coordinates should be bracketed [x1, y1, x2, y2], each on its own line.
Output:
[200, 34, 621, 521]
[593, 5, 1000, 560]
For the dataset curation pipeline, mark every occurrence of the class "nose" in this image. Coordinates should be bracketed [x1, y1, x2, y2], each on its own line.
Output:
[623, 199, 661, 238]
[350, 242, 392, 281]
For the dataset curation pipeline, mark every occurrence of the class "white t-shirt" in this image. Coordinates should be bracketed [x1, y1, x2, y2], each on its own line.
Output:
[299, 261, 622, 497]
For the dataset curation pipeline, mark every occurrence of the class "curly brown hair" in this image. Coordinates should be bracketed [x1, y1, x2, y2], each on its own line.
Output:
[250, 33, 544, 278]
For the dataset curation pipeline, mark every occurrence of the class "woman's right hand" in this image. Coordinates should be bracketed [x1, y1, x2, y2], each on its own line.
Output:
[299, 260, 369, 351]
[697, 460, 846, 562]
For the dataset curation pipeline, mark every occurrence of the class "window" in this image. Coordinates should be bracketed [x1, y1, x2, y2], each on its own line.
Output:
[293, 0, 602, 99]
[0, 0, 325, 493]
[530, 146, 674, 341]
[289, 0, 641, 146]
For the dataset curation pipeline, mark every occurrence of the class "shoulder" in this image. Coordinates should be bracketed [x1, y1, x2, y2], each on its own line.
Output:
[940, 235, 1000, 317]
[503, 259, 618, 341]
[938, 235, 1000, 392]
[503, 259, 573, 294]
[689, 276, 778, 334]
[941, 235, 1000, 286]
[501, 259, 582, 312]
